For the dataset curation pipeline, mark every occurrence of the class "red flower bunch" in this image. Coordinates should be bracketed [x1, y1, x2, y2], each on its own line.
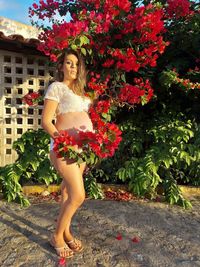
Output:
[102, 58, 115, 68]
[53, 130, 77, 158]
[38, 20, 89, 61]
[29, 1, 62, 19]
[87, 100, 122, 158]
[87, 73, 110, 96]
[167, 69, 200, 90]
[112, 48, 140, 72]
[118, 78, 154, 105]
[22, 92, 42, 106]
[81, 0, 131, 17]
[91, 123, 122, 158]
[103, 0, 131, 17]
[89, 100, 111, 127]
[176, 78, 200, 90]
[53, 125, 122, 159]
[87, 10, 112, 34]
[166, 0, 191, 18]
[125, 4, 164, 41]
[95, 100, 111, 114]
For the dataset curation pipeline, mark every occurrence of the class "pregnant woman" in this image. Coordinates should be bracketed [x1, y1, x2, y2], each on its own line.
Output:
[41, 48, 93, 258]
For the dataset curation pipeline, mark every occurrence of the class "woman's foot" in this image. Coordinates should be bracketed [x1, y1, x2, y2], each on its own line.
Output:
[67, 238, 83, 252]
[50, 234, 74, 258]
[64, 231, 83, 252]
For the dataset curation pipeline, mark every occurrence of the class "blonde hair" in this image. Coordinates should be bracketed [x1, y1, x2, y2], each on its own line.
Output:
[55, 48, 87, 96]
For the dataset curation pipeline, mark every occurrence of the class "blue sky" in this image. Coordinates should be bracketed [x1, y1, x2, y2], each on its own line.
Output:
[0, 0, 36, 25]
[0, 0, 70, 26]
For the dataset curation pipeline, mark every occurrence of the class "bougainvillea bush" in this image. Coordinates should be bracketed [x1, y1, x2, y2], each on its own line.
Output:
[91, 0, 200, 207]
[28, 0, 171, 161]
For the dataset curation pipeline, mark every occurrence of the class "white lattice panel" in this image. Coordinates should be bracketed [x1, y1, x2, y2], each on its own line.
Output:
[0, 49, 54, 166]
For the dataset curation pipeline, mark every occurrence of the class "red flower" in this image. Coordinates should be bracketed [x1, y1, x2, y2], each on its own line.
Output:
[118, 78, 154, 105]
[95, 100, 111, 114]
[132, 236, 140, 243]
[87, 76, 108, 95]
[102, 59, 115, 68]
[53, 130, 77, 158]
[58, 257, 66, 266]
[32, 3, 38, 9]
[166, 0, 191, 18]
[22, 92, 42, 106]
[116, 234, 123, 240]
[50, 54, 58, 62]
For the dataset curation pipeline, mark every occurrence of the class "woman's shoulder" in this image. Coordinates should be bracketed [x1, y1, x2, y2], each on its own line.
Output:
[48, 81, 64, 88]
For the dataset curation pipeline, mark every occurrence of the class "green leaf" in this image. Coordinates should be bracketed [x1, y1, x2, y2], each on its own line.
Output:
[121, 74, 126, 83]
[80, 35, 90, 46]
[71, 44, 77, 50]
[81, 47, 87, 56]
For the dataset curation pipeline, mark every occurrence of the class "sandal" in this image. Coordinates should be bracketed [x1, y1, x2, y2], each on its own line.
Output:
[50, 240, 74, 258]
[66, 238, 84, 253]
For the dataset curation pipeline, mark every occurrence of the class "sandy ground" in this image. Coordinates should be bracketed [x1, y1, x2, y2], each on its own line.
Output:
[0, 195, 199, 267]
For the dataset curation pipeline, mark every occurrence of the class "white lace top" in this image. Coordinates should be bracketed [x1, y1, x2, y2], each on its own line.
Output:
[44, 81, 91, 114]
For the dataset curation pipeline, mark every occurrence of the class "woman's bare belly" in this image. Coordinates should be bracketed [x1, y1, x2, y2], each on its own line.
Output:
[55, 111, 94, 134]
[50, 111, 94, 153]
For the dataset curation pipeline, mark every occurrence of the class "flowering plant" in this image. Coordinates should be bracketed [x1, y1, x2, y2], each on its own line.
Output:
[29, 0, 170, 108]
[161, 67, 200, 91]
[28, 0, 198, 162]
[22, 92, 43, 106]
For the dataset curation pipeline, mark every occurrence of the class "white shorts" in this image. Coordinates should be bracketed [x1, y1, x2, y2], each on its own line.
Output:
[50, 138, 54, 151]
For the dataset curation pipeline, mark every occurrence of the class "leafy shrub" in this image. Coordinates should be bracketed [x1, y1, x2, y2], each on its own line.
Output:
[91, 110, 200, 208]
[0, 129, 59, 206]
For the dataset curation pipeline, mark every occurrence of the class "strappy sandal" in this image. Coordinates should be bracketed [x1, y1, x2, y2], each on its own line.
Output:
[50, 240, 74, 258]
[66, 238, 84, 253]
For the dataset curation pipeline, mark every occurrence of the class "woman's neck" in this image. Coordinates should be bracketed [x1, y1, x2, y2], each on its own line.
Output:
[62, 79, 74, 89]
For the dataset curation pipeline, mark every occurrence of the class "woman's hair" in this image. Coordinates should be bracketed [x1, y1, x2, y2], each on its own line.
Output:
[55, 48, 87, 96]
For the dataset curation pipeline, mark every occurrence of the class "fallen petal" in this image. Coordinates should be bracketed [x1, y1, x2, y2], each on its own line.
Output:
[132, 236, 140, 243]
[59, 257, 66, 266]
[116, 234, 122, 240]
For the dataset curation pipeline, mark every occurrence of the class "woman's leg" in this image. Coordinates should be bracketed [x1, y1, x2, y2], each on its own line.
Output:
[50, 152, 86, 248]
[50, 152, 86, 256]
[60, 162, 86, 204]
[62, 162, 86, 249]
[60, 162, 86, 250]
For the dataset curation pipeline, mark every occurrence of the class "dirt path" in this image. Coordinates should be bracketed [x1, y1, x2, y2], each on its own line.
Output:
[0, 197, 199, 266]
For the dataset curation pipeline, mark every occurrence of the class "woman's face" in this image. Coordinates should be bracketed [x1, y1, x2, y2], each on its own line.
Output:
[62, 53, 78, 81]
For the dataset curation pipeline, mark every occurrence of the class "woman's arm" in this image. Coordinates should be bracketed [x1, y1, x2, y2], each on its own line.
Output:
[41, 99, 59, 138]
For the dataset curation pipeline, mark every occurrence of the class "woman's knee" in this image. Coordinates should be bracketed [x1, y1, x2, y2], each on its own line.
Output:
[68, 190, 85, 207]
[61, 181, 67, 192]
[61, 183, 68, 201]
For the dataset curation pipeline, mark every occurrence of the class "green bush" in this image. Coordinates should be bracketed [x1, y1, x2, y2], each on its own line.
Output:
[0, 129, 59, 206]
[90, 110, 200, 208]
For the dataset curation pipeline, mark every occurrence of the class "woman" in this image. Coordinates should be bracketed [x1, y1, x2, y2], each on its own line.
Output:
[41, 48, 93, 258]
